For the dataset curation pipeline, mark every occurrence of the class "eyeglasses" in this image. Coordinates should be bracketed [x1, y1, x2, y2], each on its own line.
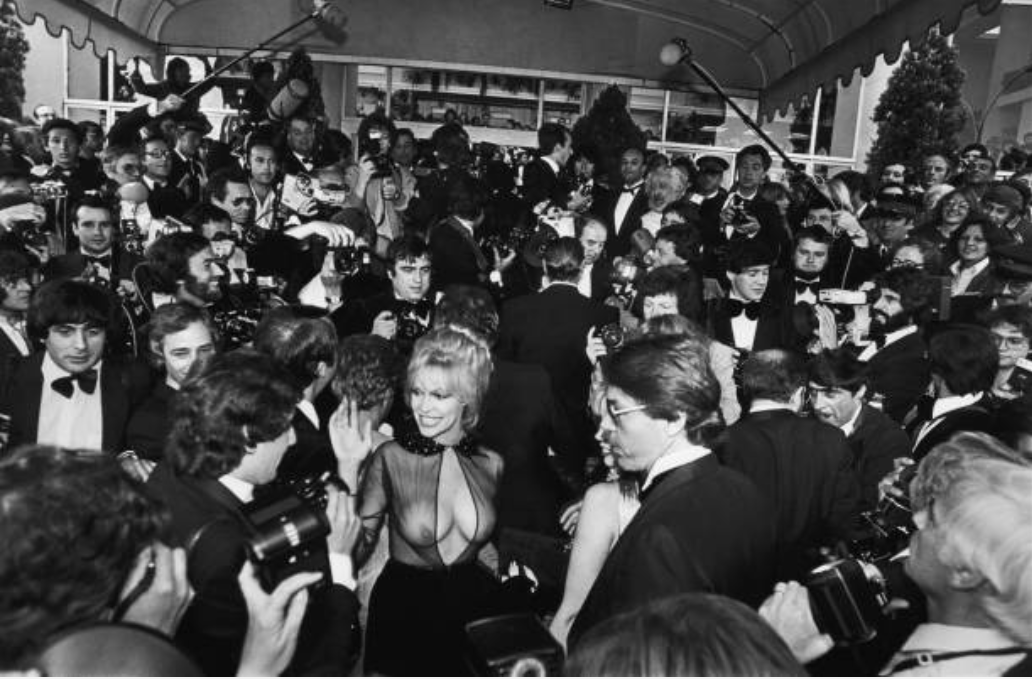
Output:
[145, 150, 171, 159]
[605, 401, 647, 421]
[992, 333, 1030, 350]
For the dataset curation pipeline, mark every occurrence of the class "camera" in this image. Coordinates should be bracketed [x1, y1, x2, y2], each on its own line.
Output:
[332, 245, 372, 277]
[362, 129, 393, 178]
[464, 614, 564, 676]
[391, 298, 433, 344]
[243, 474, 341, 591]
[31, 180, 68, 204]
[728, 194, 751, 225]
[1008, 357, 1032, 395]
[598, 322, 625, 352]
[818, 289, 872, 306]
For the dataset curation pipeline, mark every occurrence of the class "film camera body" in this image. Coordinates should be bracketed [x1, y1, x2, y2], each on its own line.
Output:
[803, 463, 918, 645]
[243, 474, 343, 591]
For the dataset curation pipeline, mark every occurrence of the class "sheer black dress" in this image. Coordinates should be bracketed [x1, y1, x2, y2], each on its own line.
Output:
[356, 430, 506, 676]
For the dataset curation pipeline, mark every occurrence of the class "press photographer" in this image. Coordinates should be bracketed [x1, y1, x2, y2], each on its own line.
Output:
[762, 432, 1032, 676]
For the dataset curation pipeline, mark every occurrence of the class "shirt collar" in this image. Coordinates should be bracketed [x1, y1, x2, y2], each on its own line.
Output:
[641, 443, 710, 492]
[544, 280, 580, 292]
[41, 351, 102, 381]
[218, 474, 255, 504]
[899, 623, 1016, 654]
[297, 399, 319, 429]
[542, 156, 560, 175]
[931, 392, 984, 420]
[950, 257, 990, 277]
[454, 216, 475, 235]
[882, 324, 918, 349]
[81, 248, 112, 259]
[750, 399, 794, 414]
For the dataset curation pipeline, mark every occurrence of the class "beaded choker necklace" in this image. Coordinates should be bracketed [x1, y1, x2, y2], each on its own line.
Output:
[397, 429, 479, 458]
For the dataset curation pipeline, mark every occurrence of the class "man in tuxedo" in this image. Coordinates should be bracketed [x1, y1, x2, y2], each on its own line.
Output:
[2, 279, 149, 453]
[907, 325, 997, 460]
[140, 135, 190, 220]
[497, 237, 619, 485]
[254, 306, 339, 483]
[279, 115, 330, 177]
[147, 350, 359, 676]
[36, 118, 105, 201]
[168, 115, 209, 207]
[331, 235, 432, 352]
[707, 239, 791, 353]
[785, 226, 834, 308]
[854, 267, 937, 424]
[244, 134, 281, 232]
[808, 349, 912, 514]
[521, 122, 576, 212]
[685, 155, 728, 213]
[428, 172, 503, 291]
[568, 335, 776, 648]
[575, 215, 612, 302]
[42, 195, 141, 295]
[598, 147, 649, 260]
[800, 197, 881, 290]
[435, 286, 581, 595]
[717, 350, 859, 580]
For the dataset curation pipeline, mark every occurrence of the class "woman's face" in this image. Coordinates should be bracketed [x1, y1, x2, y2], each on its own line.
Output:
[941, 195, 970, 225]
[596, 385, 671, 474]
[409, 366, 466, 444]
[957, 224, 989, 264]
[161, 321, 216, 387]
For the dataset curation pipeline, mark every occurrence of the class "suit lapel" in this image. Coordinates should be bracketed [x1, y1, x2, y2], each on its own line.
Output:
[100, 362, 128, 452]
[15, 355, 45, 446]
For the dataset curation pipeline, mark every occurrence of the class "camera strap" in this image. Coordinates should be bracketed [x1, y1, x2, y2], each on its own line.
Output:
[888, 647, 1032, 674]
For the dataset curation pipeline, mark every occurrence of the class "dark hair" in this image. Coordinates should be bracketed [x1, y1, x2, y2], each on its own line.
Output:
[603, 335, 721, 446]
[77, 120, 102, 138]
[891, 236, 945, 275]
[183, 203, 232, 232]
[0, 446, 166, 668]
[446, 172, 487, 220]
[794, 225, 833, 248]
[253, 306, 338, 391]
[758, 180, 790, 204]
[250, 60, 274, 80]
[387, 234, 432, 270]
[245, 130, 279, 159]
[431, 122, 471, 168]
[332, 335, 402, 411]
[145, 232, 211, 292]
[736, 144, 772, 171]
[434, 284, 499, 346]
[41, 118, 82, 143]
[930, 187, 980, 225]
[808, 348, 868, 394]
[948, 216, 1008, 261]
[928, 325, 999, 396]
[983, 304, 1032, 340]
[393, 127, 416, 146]
[565, 593, 803, 677]
[661, 201, 702, 228]
[166, 349, 300, 478]
[27, 279, 114, 340]
[205, 166, 250, 203]
[145, 302, 217, 370]
[357, 111, 397, 153]
[0, 249, 34, 305]
[542, 236, 584, 282]
[873, 267, 939, 324]
[165, 57, 189, 80]
[537, 122, 569, 156]
[993, 395, 1032, 455]
[72, 194, 115, 225]
[741, 349, 807, 403]
[639, 265, 696, 317]
[726, 238, 774, 273]
[655, 224, 703, 264]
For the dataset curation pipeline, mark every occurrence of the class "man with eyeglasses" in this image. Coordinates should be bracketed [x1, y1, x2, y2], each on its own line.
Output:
[956, 143, 996, 200]
[984, 305, 1032, 400]
[140, 135, 189, 219]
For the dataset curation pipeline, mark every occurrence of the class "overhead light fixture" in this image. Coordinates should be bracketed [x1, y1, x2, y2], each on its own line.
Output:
[544, 0, 573, 9]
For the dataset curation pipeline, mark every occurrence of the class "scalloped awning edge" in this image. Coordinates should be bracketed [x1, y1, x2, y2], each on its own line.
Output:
[12, 0, 156, 66]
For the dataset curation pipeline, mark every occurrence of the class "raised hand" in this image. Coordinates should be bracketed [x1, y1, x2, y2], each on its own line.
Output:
[329, 397, 373, 491]
[118, 543, 193, 636]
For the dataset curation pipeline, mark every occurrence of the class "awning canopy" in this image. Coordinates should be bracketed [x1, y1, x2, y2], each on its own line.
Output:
[13, 0, 1004, 118]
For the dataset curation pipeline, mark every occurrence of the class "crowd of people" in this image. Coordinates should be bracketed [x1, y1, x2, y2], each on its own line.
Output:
[1, 58, 1031, 677]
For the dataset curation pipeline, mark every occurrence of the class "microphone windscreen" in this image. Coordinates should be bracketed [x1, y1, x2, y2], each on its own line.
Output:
[267, 79, 310, 123]
[659, 42, 685, 66]
[313, 1, 348, 42]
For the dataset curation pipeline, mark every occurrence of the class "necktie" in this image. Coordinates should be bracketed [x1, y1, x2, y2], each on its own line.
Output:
[795, 278, 820, 295]
[726, 299, 761, 320]
[51, 368, 98, 398]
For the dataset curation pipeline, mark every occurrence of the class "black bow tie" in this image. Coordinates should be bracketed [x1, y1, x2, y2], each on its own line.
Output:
[393, 299, 434, 319]
[85, 254, 112, 268]
[51, 368, 98, 398]
[870, 332, 887, 349]
[726, 299, 761, 320]
[795, 278, 820, 294]
[622, 183, 643, 195]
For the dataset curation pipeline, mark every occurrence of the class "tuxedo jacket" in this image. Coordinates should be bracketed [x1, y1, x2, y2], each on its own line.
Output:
[520, 158, 568, 210]
[429, 216, 490, 290]
[497, 284, 619, 468]
[2, 353, 151, 453]
[279, 148, 333, 178]
[706, 294, 793, 352]
[597, 187, 650, 261]
[568, 455, 776, 648]
[717, 409, 860, 580]
[125, 381, 176, 461]
[0, 332, 30, 404]
[479, 359, 581, 537]
[42, 248, 142, 289]
[861, 333, 931, 425]
[848, 405, 912, 513]
[587, 258, 614, 303]
[168, 152, 206, 205]
[277, 408, 337, 485]
[905, 395, 995, 461]
[330, 289, 430, 340]
[146, 464, 359, 677]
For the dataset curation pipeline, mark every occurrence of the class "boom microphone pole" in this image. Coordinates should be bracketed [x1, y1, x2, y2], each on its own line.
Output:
[181, 0, 346, 98]
[660, 38, 805, 175]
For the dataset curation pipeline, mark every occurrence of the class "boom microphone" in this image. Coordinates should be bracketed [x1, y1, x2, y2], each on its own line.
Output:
[267, 79, 310, 123]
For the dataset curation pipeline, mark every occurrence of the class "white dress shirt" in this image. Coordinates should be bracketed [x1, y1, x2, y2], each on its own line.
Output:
[858, 325, 918, 362]
[614, 182, 643, 234]
[297, 399, 320, 429]
[949, 258, 990, 296]
[914, 392, 985, 446]
[37, 353, 104, 450]
[640, 443, 711, 493]
[728, 292, 759, 351]
[0, 314, 30, 356]
[577, 263, 594, 298]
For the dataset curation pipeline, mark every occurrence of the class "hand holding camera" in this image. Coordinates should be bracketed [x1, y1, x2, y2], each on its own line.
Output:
[117, 543, 194, 637]
[371, 310, 398, 340]
[759, 581, 834, 665]
[236, 560, 318, 678]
